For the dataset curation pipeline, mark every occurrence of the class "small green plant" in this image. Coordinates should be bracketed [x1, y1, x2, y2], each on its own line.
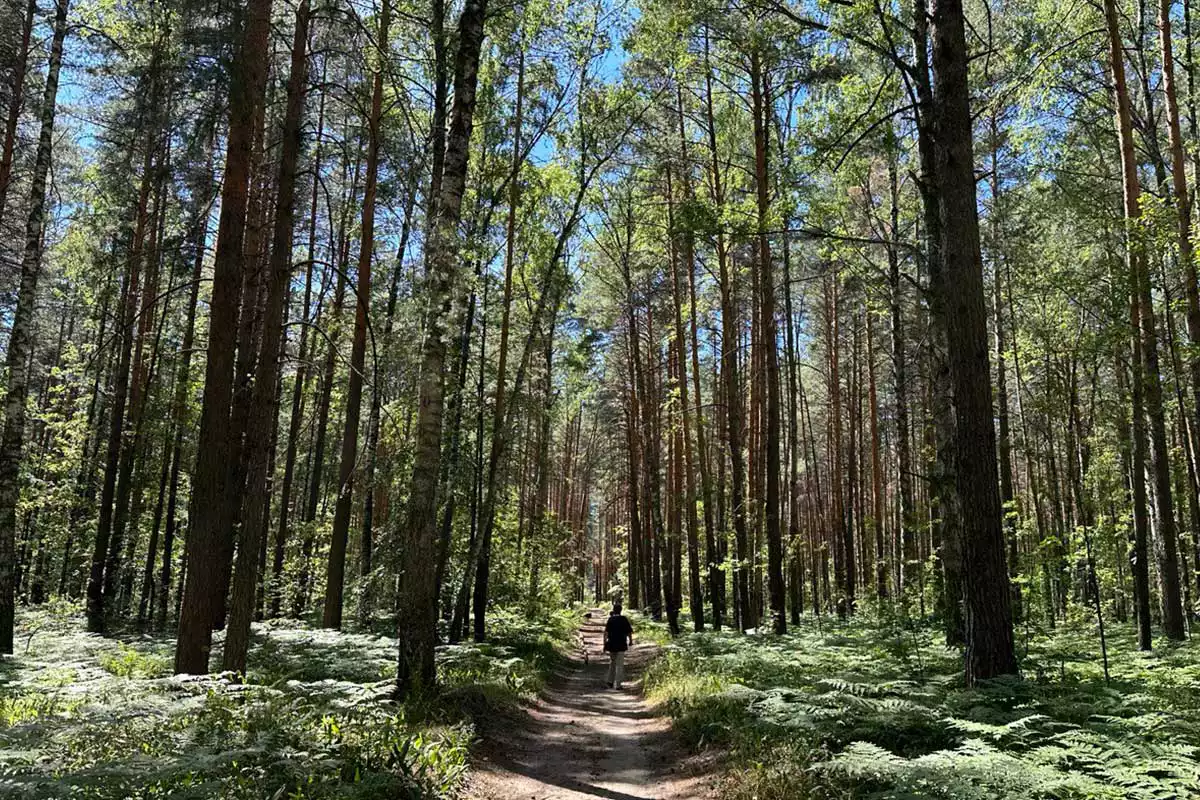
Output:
[97, 642, 171, 679]
[0, 692, 76, 727]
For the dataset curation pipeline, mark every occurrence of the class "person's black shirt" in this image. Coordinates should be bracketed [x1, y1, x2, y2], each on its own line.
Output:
[604, 613, 633, 652]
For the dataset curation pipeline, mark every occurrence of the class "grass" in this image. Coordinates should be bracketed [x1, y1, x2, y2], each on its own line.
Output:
[643, 609, 1200, 799]
[0, 602, 579, 799]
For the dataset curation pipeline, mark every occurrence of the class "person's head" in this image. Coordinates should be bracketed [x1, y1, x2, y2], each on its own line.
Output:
[612, 602, 622, 615]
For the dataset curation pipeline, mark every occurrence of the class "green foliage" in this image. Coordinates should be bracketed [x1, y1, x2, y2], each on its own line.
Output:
[646, 616, 1200, 799]
[97, 643, 171, 679]
[0, 607, 576, 799]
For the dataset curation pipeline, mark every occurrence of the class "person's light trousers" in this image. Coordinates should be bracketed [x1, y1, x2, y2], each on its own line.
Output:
[607, 651, 625, 686]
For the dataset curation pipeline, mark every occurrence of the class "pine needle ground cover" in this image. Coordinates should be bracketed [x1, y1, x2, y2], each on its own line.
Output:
[0, 604, 576, 799]
[644, 615, 1200, 799]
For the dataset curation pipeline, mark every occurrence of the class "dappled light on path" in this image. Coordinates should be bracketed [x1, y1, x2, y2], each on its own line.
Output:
[466, 612, 709, 800]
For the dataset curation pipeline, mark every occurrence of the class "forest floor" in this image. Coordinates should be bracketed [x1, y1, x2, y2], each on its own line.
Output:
[639, 614, 1200, 799]
[0, 603, 579, 799]
[464, 611, 717, 800]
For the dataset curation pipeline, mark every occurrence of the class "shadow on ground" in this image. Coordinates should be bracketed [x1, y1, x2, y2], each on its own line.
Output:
[466, 612, 707, 800]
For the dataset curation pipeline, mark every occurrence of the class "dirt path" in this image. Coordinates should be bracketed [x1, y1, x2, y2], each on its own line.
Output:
[464, 611, 713, 800]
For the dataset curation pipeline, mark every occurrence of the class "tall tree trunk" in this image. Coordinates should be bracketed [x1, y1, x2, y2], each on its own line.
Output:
[449, 52, 526, 641]
[271, 58, 326, 620]
[1185, 9, 1200, 582]
[686, 186, 720, 629]
[224, 0, 311, 673]
[704, 34, 751, 630]
[323, 0, 388, 631]
[930, 0, 1017, 681]
[158, 166, 211, 628]
[644, 312, 666, 624]
[1160, 0, 1200, 634]
[107, 86, 169, 617]
[0, 0, 67, 653]
[87, 139, 151, 635]
[781, 239, 804, 620]
[867, 313, 886, 600]
[624, 312, 644, 611]
[913, 0, 964, 638]
[360, 187, 416, 625]
[750, 51, 786, 634]
[174, 0, 273, 674]
[668, 150, 705, 632]
[888, 150, 917, 602]
[1128, 302, 1154, 649]
[989, 115, 1021, 622]
[440, 279, 482, 641]
[139, 431, 171, 622]
[827, 277, 849, 617]
[428, 0, 448, 220]
[295, 147, 358, 616]
[0, 0, 36, 222]
[528, 327, 556, 606]
[1105, 0, 1186, 642]
[918, 10, 964, 643]
[396, 0, 490, 698]
[64, 276, 115, 599]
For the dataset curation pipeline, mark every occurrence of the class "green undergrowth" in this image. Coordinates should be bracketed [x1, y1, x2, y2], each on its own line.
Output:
[644, 612, 1200, 799]
[0, 603, 578, 799]
[628, 611, 672, 647]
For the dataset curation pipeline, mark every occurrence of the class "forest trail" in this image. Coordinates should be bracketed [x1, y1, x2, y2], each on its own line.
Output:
[464, 612, 712, 800]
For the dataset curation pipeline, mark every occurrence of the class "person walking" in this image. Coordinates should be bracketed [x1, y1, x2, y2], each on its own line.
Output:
[603, 602, 633, 689]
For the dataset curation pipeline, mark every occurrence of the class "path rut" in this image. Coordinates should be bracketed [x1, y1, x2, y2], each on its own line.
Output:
[464, 612, 712, 800]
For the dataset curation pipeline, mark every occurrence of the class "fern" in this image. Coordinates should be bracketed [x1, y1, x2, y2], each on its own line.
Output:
[2, 606, 575, 799]
[650, 614, 1200, 800]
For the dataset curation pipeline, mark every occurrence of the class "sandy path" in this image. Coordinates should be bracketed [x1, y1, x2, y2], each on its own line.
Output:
[464, 612, 711, 800]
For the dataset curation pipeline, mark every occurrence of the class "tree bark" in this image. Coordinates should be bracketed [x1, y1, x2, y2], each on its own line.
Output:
[323, 0, 388, 631]
[668, 158, 704, 632]
[989, 115, 1021, 622]
[868, 313, 886, 600]
[1106, 0, 1186, 642]
[930, 0, 1017, 681]
[224, 0, 311, 673]
[887, 150, 917, 602]
[704, 35, 751, 630]
[360, 187, 416, 624]
[174, 0, 273, 674]
[750, 51, 786, 634]
[0, 0, 68, 653]
[449, 52, 526, 641]
[0, 0, 36, 223]
[396, 0, 490, 698]
[270, 56, 326, 620]
[826, 277, 849, 617]
[1159, 0, 1200, 637]
[158, 152, 212, 629]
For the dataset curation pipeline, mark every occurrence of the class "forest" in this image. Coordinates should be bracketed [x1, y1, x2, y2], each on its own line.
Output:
[3, 0, 1200, 796]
